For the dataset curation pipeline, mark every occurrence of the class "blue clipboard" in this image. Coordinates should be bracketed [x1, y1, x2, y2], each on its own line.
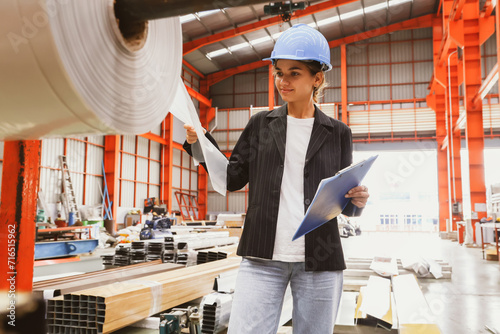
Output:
[292, 155, 378, 241]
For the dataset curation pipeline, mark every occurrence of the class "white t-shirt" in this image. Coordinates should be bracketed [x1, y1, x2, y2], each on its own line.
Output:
[272, 115, 314, 262]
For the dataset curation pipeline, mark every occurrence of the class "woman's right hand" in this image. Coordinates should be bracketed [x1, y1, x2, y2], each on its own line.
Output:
[184, 124, 206, 144]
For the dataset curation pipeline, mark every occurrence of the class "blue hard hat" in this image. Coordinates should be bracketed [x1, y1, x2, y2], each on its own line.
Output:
[264, 24, 332, 72]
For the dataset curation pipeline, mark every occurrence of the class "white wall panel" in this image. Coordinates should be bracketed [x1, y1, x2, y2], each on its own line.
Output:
[347, 44, 368, 65]
[228, 192, 246, 213]
[173, 149, 182, 166]
[182, 169, 190, 189]
[415, 84, 429, 99]
[211, 76, 233, 95]
[391, 30, 412, 41]
[191, 171, 198, 190]
[171, 189, 180, 212]
[331, 47, 341, 66]
[229, 109, 250, 128]
[413, 40, 433, 60]
[122, 135, 136, 154]
[414, 62, 433, 82]
[256, 93, 269, 107]
[348, 66, 368, 86]
[392, 84, 414, 100]
[368, 43, 389, 64]
[208, 193, 226, 213]
[391, 42, 412, 62]
[172, 166, 181, 188]
[235, 94, 256, 108]
[324, 88, 341, 102]
[149, 185, 159, 200]
[483, 34, 496, 55]
[136, 158, 148, 182]
[121, 154, 135, 179]
[85, 175, 102, 206]
[217, 111, 228, 129]
[120, 181, 134, 207]
[182, 151, 191, 168]
[370, 86, 391, 101]
[137, 137, 149, 156]
[86, 145, 103, 175]
[235, 74, 255, 93]
[369, 65, 390, 85]
[136, 183, 148, 208]
[87, 136, 104, 145]
[150, 161, 160, 184]
[348, 87, 368, 101]
[256, 72, 268, 92]
[391, 64, 413, 84]
[150, 141, 161, 160]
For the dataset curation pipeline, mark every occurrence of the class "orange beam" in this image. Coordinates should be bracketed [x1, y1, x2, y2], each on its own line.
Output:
[329, 14, 433, 48]
[207, 60, 267, 87]
[481, 0, 495, 18]
[341, 44, 348, 124]
[183, 0, 359, 55]
[463, 0, 486, 240]
[197, 79, 210, 219]
[161, 115, 174, 213]
[140, 132, 168, 145]
[268, 64, 275, 110]
[104, 136, 120, 226]
[186, 84, 212, 107]
[0, 140, 41, 292]
[450, 0, 466, 21]
[183, 60, 205, 79]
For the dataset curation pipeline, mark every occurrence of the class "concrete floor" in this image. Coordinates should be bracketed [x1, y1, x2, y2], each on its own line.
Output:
[70, 232, 500, 334]
[341, 232, 500, 334]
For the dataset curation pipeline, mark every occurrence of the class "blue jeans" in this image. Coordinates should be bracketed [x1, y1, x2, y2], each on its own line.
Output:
[227, 257, 343, 334]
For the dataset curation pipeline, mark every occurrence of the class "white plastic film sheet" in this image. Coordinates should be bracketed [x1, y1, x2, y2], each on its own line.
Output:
[0, 0, 182, 139]
[170, 80, 228, 195]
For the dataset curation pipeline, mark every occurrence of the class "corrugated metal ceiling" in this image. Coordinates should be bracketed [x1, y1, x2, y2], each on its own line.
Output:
[181, 0, 439, 75]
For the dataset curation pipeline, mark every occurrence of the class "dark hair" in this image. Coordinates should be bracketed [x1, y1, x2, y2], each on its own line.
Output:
[302, 60, 327, 103]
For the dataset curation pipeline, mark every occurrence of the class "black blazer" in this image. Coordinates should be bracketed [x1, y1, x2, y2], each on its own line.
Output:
[184, 104, 360, 271]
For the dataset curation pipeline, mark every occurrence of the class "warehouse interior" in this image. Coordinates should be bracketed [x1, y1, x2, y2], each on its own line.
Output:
[1, 0, 500, 333]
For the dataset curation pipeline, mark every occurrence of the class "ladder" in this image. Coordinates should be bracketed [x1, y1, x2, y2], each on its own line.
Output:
[174, 191, 199, 220]
[59, 155, 81, 221]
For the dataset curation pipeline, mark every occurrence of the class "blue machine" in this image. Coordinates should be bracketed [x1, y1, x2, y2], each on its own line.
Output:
[34, 240, 99, 260]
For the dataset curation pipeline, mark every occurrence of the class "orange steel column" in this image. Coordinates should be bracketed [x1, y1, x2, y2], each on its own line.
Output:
[429, 15, 452, 232]
[161, 115, 174, 215]
[462, 0, 487, 237]
[197, 79, 210, 220]
[0, 140, 41, 292]
[441, 0, 464, 230]
[445, 55, 464, 230]
[104, 136, 119, 228]
[341, 44, 348, 124]
[268, 64, 275, 110]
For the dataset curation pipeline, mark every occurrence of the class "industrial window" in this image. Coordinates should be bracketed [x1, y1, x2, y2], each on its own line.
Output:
[39, 137, 104, 207]
[171, 147, 198, 213]
[118, 135, 161, 208]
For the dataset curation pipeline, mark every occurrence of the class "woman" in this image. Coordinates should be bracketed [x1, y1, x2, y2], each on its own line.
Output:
[184, 24, 369, 334]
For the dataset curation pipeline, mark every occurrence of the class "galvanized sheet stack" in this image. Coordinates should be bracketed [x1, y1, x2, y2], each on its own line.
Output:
[46, 257, 241, 334]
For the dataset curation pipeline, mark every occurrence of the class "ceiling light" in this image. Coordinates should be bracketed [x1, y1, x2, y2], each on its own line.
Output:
[250, 36, 272, 45]
[316, 16, 340, 26]
[207, 48, 229, 58]
[364, 2, 387, 13]
[229, 42, 250, 52]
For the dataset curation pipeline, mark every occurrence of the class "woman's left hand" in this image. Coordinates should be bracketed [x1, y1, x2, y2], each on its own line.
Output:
[345, 185, 370, 208]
